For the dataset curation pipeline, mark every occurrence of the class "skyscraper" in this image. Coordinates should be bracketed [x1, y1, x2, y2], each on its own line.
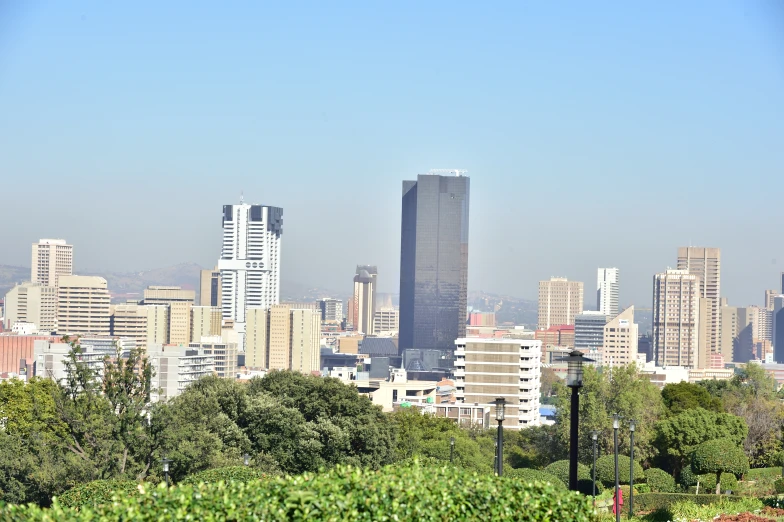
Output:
[199, 266, 222, 307]
[774, 297, 784, 362]
[31, 239, 73, 287]
[603, 306, 638, 367]
[652, 269, 701, 368]
[57, 275, 111, 336]
[677, 247, 721, 357]
[574, 311, 608, 352]
[3, 282, 57, 332]
[350, 265, 377, 335]
[218, 201, 283, 350]
[537, 277, 584, 329]
[596, 268, 619, 317]
[399, 171, 470, 356]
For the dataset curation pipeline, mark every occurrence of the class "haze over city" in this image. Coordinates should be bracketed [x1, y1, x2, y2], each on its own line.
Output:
[1, 1, 783, 307]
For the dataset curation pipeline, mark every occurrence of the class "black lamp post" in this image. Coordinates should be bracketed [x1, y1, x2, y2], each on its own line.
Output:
[566, 350, 592, 491]
[591, 430, 599, 508]
[494, 440, 498, 475]
[450, 437, 455, 464]
[243, 453, 250, 467]
[613, 414, 621, 522]
[161, 455, 172, 487]
[629, 419, 636, 518]
[494, 397, 506, 477]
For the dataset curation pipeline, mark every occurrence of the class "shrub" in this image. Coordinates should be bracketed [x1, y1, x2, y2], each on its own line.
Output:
[635, 483, 650, 493]
[179, 466, 267, 485]
[644, 468, 676, 493]
[633, 493, 748, 514]
[594, 455, 645, 486]
[746, 467, 782, 481]
[576, 478, 603, 496]
[667, 497, 763, 520]
[506, 468, 567, 490]
[774, 477, 784, 494]
[691, 438, 749, 494]
[0, 463, 593, 521]
[543, 460, 590, 486]
[56, 480, 141, 509]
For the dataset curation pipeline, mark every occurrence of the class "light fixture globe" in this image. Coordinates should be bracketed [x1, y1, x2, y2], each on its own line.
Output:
[494, 397, 506, 422]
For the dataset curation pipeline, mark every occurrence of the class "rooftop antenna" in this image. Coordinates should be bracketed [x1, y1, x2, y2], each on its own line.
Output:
[240, 191, 244, 204]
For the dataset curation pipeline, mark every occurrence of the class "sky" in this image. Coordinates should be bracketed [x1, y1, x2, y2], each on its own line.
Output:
[1, 1, 783, 308]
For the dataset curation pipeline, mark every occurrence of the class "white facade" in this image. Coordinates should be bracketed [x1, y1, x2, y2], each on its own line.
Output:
[597, 267, 620, 317]
[31, 239, 73, 287]
[148, 344, 215, 402]
[218, 202, 282, 350]
[33, 340, 104, 384]
[454, 338, 542, 429]
[3, 282, 57, 332]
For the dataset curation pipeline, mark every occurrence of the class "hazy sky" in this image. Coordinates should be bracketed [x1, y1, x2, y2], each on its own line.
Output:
[1, 1, 783, 307]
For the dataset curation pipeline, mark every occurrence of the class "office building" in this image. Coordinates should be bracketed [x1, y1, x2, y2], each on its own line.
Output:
[534, 324, 575, 350]
[3, 282, 57, 332]
[245, 304, 321, 374]
[574, 311, 609, 352]
[719, 305, 757, 363]
[468, 312, 496, 327]
[188, 336, 238, 378]
[0, 334, 59, 374]
[399, 171, 470, 356]
[349, 266, 377, 334]
[245, 307, 269, 368]
[218, 201, 283, 351]
[318, 298, 343, 322]
[33, 340, 104, 383]
[373, 308, 399, 334]
[31, 239, 73, 287]
[454, 338, 542, 429]
[537, 277, 584, 329]
[774, 297, 784, 363]
[603, 306, 638, 367]
[652, 269, 701, 368]
[191, 306, 222, 343]
[766, 290, 778, 311]
[110, 303, 149, 349]
[290, 308, 321, 375]
[677, 247, 721, 358]
[597, 268, 620, 317]
[148, 344, 215, 402]
[57, 275, 111, 336]
[142, 286, 195, 345]
[199, 266, 222, 307]
[749, 305, 772, 343]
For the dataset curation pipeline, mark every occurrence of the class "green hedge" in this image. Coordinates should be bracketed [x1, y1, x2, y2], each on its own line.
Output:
[633, 493, 746, 514]
[56, 480, 141, 509]
[644, 468, 676, 493]
[505, 468, 567, 490]
[594, 455, 645, 486]
[0, 463, 593, 521]
[543, 460, 589, 486]
[179, 466, 267, 485]
[746, 467, 782, 480]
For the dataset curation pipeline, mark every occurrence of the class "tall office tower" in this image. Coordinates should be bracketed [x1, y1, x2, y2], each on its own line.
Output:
[781, 272, 784, 294]
[596, 268, 620, 318]
[199, 266, 222, 307]
[142, 286, 195, 345]
[318, 298, 343, 322]
[3, 282, 58, 332]
[191, 306, 222, 343]
[245, 307, 269, 368]
[603, 306, 638, 367]
[373, 308, 400, 334]
[774, 297, 784, 362]
[246, 304, 320, 373]
[766, 290, 778, 311]
[145, 305, 169, 347]
[290, 308, 321, 375]
[350, 266, 377, 334]
[748, 305, 772, 342]
[719, 305, 756, 363]
[110, 303, 150, 349]
[454, 338, 542, 429]
[399, 171, 470, 356]
[218, 201, 283, 351]
[677, 247, 721, 358]
[31, 239, 73, 287]
[574, 311, 609, 352]
[57, 275, 111, 336]
[652, 269, 701, 368]
[537, 277, 584, 329]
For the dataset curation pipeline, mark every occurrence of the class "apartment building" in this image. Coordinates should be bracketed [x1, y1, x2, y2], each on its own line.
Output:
[602, 306, 638, 367]
[652, 269, 701, 368]
[3, 282, 57, 332]
[538, 277, 584, 329]
[31, 239, 73, 287]
[57, 275, 111, 336]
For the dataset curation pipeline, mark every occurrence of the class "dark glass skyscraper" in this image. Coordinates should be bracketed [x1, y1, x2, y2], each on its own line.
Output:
[399, 172, 470, 357]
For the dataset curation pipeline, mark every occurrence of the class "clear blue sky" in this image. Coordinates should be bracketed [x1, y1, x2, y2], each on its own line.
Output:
[1, 1, 783, 307]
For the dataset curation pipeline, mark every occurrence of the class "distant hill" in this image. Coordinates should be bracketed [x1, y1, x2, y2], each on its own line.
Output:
[469, 291, 538, 327]
[0, 265, 30, 299]
[88, 262, 204, 299]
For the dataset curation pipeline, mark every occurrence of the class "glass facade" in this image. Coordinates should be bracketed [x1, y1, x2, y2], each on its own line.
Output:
[399, 174, 470, 358]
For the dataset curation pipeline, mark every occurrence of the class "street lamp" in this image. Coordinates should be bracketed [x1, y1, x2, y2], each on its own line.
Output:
[613, 414, 621, 522]
[495, 397, 506, 477]
[629, 420, 636, 519]
[566, 350, 593, 491]
[591, 430, 599, 508]
[450, 437, 455, 464]
[161, 455, 172, 487]
[243, 453, 250, 467]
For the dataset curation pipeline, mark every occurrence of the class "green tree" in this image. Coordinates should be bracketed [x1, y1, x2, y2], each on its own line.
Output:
[506, 424, 566, 470]
[593, 454, 644, 486]
[691, 438, 749, 494]
[661, 382, 722, 414]
[543, 460, 589, 486]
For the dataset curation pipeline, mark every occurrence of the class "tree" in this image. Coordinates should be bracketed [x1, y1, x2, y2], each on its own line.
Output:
[540, 367, 560, 403]
[661, 382, 722, 414]
[594, 455, 644, 486]
[691, 438, 749, 494]
[506, 424, 566, 470]
[543, 460, 589, 486]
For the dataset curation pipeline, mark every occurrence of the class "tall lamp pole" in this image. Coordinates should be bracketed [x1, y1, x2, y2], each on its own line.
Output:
[591, 430, 599, 508]
[450, 437, 455, 464]
[161, 455, 172, 488]
[613, 414, 621, 522]
[629, 420, 636, 519]
[567, 350, 592, 491]
[494, 397, 506, 477]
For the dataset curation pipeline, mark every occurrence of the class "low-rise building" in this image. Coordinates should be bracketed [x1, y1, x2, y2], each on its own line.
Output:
[148, 344, 215, 402]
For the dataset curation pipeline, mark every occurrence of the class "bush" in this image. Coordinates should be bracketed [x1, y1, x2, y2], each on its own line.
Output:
[633, 493, 748, 514]
[576, 478, 603, 496]
[543, 460, 590, 486]
[746, 467, 782, 481]
[635, 483, 650, 493]
[774, 477, 784, 494]
[594, 455, 645, 486]
[691, 438, 749, 494]
[0, 463, 593, 521]
[667, 497, 763, 520]
[179, 466, 267, 485]
[644, 468, 676, 493]
[506, 468, 567, 490]
[56, 480, 141, 509]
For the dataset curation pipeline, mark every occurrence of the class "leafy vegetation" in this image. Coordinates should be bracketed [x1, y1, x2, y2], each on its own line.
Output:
[56, 479, 140, 509]
[178, 466, 267, 485]
[643, 467, 676, 493]
[543, 459, 589, 486]
[632, 493, 749, 514]
[594, 454, 645, 486]
[505, 468, 566, 489]
[691, 438, 750, 494]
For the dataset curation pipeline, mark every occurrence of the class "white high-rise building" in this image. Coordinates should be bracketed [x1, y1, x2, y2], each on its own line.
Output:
[597, 268, 620, 317]
[652, 269, 701, 368]
[31, 239, 73, 287]
[218, 201, 283, 350]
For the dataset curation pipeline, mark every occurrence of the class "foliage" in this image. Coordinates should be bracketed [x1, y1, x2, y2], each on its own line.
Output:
[661, 382, 722, 414]
[632, 493, 749, 514]
[56, 479, 140, 509]
[576, 478, 602, 496]
[774, 477, 784, 494]
[542, 459, 589, 486]
[0, 462, 594, 521]
[179, 466, 267, 485]
[594, 454, 645, 486]
[680, 466, 738, 492]
[505, 424, 565, 470]
[666, 497, 763, 521]
[644, 467, 676, 493]
[505, 468, 566, 490]
[691, 438, 749, 494]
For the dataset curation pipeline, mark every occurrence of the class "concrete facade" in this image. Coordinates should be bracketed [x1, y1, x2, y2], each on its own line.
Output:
[597, 267, 620, 317]
[677, 247, 721, 361]
[31, 239, 73, 287]
[602, 306, 638, 366]
[537, 277, 584, 329]
[652, 269, 701, 368]
[3, 282, 57, 332]
[57, 275, 111, 336]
